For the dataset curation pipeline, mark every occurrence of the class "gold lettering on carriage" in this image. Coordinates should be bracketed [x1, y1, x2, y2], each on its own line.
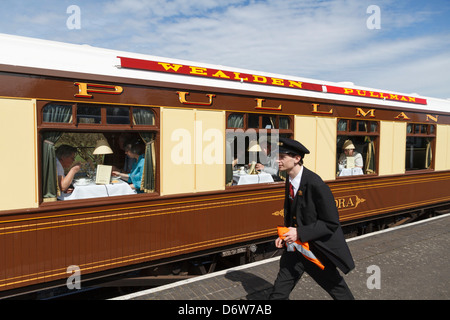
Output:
[177, 91, 215, 106]
[271, 194, 366, 216]
[426, 114, 438, 122]
[356, 108, 376, 118]
[335, 195, 366, 210]
[255, 98, 282, 110]
[311, 103, 333, 114]
[394, 112, 411, 120]
[74, 82, 123, 98]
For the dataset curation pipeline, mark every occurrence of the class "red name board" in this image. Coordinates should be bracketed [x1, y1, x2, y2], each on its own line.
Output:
[326, 85, 427, 105]
[118, 56, 427, 105]
[118, 56, 323, 93]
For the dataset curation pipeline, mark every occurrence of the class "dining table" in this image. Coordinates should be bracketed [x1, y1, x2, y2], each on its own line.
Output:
[232, 171, 274, 185]
[338, 167, 364, 177]
[59, 178, 136, 200]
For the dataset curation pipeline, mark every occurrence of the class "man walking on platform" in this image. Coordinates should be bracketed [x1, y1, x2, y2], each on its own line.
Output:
[269, 137, 355, 300]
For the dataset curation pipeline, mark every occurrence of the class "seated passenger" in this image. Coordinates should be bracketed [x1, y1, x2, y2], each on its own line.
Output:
[112, 140, 145, 192]
[251, 138, 279, 177]
[117, 133, 137, 173]
[56, 144, 82, 193]
[338, 140, 363, 173]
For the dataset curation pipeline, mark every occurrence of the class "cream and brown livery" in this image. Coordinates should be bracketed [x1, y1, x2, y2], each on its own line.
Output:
[0, 33, 449, 296]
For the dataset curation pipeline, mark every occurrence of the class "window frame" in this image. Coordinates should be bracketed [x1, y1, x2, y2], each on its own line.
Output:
[336, 118, 380, 178]
[226, 112, 293, 135]
[405, 123, 436, 172]
[37, 101, 160, 204]
[39, 102, 159, 131]
[225, 112, 293, 187]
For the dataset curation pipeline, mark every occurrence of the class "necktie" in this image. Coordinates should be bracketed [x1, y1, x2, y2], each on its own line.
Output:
[289, 183, 295, 202]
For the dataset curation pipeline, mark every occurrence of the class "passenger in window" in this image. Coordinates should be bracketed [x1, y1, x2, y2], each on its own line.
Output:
[252, 137, 279, 177]
[117, 133, 137, 173]
[230, 136, 247, 168]
[337, 140, 363, 175]
[112, 140, 145, 193]
[56, 145, 82, 193]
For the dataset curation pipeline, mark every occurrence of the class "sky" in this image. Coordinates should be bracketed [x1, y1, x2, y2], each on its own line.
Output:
[1, 0, 449, 99]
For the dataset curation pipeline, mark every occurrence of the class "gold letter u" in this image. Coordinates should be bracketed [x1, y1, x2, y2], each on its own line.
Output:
[177, 91, 215, 106]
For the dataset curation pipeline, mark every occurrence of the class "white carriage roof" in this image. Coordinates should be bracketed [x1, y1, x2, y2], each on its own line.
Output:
[1, 33, 449, 113]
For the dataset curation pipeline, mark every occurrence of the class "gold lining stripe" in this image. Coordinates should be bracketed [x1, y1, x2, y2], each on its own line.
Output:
[0, 194, 284, 235]
[0, 190, 284, 225]
[3, 172, 447, 226]
[331, 173, 450, 193]
[340, 195, 450, 221]
[1, 171, 449, 288]
[0, 228, 277, 288]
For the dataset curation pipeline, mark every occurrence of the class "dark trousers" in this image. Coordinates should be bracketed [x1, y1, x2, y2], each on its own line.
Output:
[269, 249, 354, 300]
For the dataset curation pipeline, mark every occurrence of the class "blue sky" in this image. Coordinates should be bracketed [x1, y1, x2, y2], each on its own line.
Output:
[1, 0, 449, 99]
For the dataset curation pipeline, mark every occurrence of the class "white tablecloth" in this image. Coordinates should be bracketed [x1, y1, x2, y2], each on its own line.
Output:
[233, 172, 274, 185]
[338, 167, 364, 177]
[60, 180, 136, 200]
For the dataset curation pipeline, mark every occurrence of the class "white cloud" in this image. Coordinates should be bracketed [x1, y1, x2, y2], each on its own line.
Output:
[0, 0, 448, 98]
[103, 0, 245, 19]
[356, 50, 450, 98]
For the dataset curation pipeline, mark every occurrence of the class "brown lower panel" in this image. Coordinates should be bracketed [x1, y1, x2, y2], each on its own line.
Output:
[1, 171, 448, 292]
[0, 189, 284, 291]
[331, 171, 450, 223]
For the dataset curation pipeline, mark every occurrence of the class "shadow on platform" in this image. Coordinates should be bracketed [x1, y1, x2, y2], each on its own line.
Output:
[225, 270, 274, 300]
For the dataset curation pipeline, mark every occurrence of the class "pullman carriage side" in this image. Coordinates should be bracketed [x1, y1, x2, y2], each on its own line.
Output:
[333, 103, 450, 225]
[0, 34, 449, 296]
[435, 123, 450, 171]
[0, 98, 39, 212]
[0, 73, 289, 295]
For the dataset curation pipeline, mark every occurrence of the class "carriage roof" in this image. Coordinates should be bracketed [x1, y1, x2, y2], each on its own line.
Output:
[1, 33, 449, 114]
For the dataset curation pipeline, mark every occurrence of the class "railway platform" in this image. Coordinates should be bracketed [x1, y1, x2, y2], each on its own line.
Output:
[113, 213, 450, 300]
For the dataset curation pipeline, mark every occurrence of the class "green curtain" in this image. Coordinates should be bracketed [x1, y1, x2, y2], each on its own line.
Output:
[42, 104, 72, 201]
[133, 108, 156, 193]
[279, 116, 290, 130]
[364, 136, 375, 174]
[42, 138, 59, 201]
[227, 114, 244, 128]
[225, 137, 234, 185]
[425, 138, 432, 169]
[43, 103, 72, 123]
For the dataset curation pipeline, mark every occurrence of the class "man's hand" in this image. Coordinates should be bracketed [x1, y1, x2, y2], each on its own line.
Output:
[274, 237, 284, 248]
[255, 163, 265, 170]
[275, 227, 298, 248]
[282, 227, 298, 244]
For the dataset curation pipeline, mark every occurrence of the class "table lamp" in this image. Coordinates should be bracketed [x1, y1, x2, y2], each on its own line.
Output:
[93, 139, 113, 155]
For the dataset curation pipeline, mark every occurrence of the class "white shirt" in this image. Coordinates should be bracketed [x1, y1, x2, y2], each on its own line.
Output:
[289, 165, 303, 196]
[262, 153, 279, 176]
[338, 152, 363, 169]
[56, 158, 65, 177]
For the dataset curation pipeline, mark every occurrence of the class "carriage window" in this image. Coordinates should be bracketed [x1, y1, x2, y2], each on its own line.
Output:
[279, 116, 290, 130]
[262, 115, 276, 129]
[133, 108, 155, 126]
[43, 103, 73, 123]
[39, 102, 157, 202]
[337, 119, 379, 177]
[226, 112, 292, 186]
[107, 106, 130, 124]
[77, 105, 102, 124]
[406, 124, 435, 171]
[227, 113, 244, 128]
[248, 114, 259, 128]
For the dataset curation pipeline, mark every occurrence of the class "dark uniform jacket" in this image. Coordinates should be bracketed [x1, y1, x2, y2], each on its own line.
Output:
[284, 166, 355, 274]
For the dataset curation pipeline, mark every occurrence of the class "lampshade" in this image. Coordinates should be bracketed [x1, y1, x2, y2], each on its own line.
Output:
[93, 139, 113, 154]
[248, 140, 261, 152]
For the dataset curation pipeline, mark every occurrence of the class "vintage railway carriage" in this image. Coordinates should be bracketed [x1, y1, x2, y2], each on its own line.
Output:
[0, 34, 449, 296]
